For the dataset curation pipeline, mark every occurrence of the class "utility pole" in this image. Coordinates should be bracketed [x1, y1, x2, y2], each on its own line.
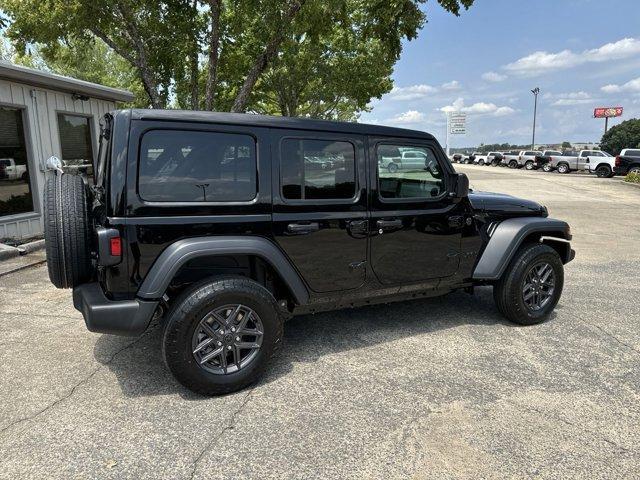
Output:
[531, 87, 540, 150]
[445, 112, 450, 157]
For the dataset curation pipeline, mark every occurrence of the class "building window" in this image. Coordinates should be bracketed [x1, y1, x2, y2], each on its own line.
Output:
[0, 107, 33, 218]
[138, 129, 257, 202]
[280, 138, 356, 200]
[57, 113, 94, 176]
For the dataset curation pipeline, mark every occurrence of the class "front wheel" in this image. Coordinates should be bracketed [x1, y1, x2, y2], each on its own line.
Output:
[493, 243, 564, 325]
[162, 277, 283, 396]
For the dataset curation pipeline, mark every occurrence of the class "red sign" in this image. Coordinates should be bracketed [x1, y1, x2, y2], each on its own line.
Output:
[594, 107, 623, 118]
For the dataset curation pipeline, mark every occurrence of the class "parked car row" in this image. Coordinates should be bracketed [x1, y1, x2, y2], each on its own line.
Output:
[450, 148, 640, 178]
[0, 158, 28, 181]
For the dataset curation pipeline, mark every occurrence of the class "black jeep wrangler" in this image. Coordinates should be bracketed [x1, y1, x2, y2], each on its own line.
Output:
[44, 110, 575, 395]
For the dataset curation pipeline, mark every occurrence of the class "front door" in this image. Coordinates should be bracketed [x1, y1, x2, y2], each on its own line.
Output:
[272, 130, 368, 293]
[369, 138, 465, 285]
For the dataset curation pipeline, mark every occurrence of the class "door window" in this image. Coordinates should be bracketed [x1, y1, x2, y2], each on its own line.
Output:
[57, 113, 94, 176]
[138, 129, 257, 202]
[0, 107, 33, 217]
[280, 138, 356, 200]
[377, 144, 445, 199]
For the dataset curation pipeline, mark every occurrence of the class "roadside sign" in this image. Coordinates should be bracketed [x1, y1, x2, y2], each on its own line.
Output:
[594, 107, 623, 118]
[448, 112, 466, 135]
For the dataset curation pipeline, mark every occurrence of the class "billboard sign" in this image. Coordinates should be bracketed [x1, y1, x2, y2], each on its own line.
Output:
[594, 107, 623, 118]
[449, 112, 466, 135]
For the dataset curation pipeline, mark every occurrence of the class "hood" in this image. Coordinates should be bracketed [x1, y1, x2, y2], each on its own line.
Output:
[469, 191, 548, 218]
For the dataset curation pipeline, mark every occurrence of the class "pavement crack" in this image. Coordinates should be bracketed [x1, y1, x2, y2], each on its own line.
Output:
[187, 388, 255, 480]
[0, 327, 156, 438]
[588, 322, 640, 357]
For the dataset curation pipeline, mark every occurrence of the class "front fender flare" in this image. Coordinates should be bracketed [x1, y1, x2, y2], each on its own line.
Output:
[136, 236, 309, 304]
[473, 217, 572, 281]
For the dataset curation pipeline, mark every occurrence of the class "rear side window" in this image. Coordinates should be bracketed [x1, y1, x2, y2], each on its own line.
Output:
[625, 149, 640, 157]
[280, 138, 356, 200]
[138, 130, 256, 202]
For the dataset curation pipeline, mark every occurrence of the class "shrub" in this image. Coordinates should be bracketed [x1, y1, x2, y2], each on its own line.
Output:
[624, 172, 640, 184]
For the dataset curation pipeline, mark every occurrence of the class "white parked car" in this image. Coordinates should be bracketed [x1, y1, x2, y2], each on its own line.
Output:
[0, 158, 28, 181]
[549, 150, 615, 177]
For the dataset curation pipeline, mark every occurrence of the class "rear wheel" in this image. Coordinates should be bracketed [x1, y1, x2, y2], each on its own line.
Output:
[628, 166, 640, 174]
[493, 243, 564, 325]
[509, 160, 518, 169]
[542, 163, 553, 172]
[525, 161, 534, 170]
[162, 277, 283, 396]
[557, 163, 570, 174]
[388, 162, 399, 173]
[44, 173, 93, 288]
[595, 165, 612, 178]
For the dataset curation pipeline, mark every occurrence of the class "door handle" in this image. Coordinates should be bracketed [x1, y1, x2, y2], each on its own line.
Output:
[347, 219, 368, 232]
[287, 222, 320, 234]
[376, 219, 403, 229]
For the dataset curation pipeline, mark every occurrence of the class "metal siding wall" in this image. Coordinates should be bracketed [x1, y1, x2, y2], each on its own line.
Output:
[0, 77, 115, 240]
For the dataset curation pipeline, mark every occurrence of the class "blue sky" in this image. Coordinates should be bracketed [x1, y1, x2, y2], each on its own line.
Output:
[360, 0, 640, 147]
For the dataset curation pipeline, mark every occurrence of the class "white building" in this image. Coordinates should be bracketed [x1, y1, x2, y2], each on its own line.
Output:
[0, 62, 134, 240]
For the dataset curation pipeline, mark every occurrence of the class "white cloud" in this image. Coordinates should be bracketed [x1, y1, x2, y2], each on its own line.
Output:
[546, 91, 594, 106]
[387, 84, 437, 101]
[504, 37, 640, 76]
[481, 71, 507, 82]
[389, 110, 426, 124]
[439, 97, 515, 117]
[441, 80, 461, 90]
[601, 77, 640, 93]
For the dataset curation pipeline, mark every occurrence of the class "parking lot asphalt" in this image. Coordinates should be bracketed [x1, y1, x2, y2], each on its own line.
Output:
[1, 165, 639, 479]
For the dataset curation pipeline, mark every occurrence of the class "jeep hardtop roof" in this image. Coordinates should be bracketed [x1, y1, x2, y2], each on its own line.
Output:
[125, 109, 436, 141]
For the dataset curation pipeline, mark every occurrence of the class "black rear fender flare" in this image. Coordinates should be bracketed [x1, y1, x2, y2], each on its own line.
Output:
[473, 217, 573, 281]
[136, 236, 309, 304]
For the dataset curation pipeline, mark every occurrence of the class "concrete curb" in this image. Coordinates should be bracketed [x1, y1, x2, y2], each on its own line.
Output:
[0, 243, 20, 261]
[17, 238, 46, 255]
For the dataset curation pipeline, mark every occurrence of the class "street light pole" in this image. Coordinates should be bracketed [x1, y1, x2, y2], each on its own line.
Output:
[531, 87, 540, 150]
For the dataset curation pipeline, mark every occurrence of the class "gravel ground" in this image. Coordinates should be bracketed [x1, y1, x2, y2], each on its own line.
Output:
[1, 165, 639, 479]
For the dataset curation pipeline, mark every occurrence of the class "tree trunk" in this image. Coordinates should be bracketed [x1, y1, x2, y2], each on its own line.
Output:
[231, 0, 305, 113]
[91, 27, 164, 108]
[204, 0, 221, 110]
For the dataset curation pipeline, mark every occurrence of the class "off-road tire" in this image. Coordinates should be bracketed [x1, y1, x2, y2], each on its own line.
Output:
[595, 165, 612, 178]
[493, 243, 564, 326]
[44, 173, 92, 288]
[162, 277, 284, 396]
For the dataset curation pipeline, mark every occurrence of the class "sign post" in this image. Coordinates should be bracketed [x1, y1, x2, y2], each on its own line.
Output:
[446, 112, 466, 156]
[594, 107, 623, 134]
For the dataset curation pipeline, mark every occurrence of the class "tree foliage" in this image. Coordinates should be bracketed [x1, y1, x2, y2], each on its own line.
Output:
[600, 118, 640, 155]
[1, 0, 474, 118]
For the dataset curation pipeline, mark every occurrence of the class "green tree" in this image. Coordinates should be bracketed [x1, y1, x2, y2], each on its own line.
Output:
[600, 118, 640, 155]
[561, 141, 572, 149]
[1, 0, 474, 116]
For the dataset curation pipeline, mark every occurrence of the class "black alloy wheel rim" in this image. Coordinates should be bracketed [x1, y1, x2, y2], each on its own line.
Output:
[522, 262, 556, 312]
[192, 304, 264, 375]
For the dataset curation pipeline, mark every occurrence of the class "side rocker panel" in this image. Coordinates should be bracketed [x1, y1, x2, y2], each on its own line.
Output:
[136, 236, 309, 304]
[473, 217, 571, 281]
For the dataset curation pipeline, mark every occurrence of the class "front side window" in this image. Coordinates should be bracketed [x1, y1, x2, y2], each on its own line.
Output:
[377, 144, 445, 199]
[139, 129, 257, 202]
[280, 138, 356, 200]
[0, 107, 33, 217]
[57, 113, 94, 176]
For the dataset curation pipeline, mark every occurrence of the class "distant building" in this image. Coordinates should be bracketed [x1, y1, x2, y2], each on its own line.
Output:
[0, 62, 134, 240]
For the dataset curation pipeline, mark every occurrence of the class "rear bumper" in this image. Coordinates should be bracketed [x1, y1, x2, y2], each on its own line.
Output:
[73, 283, 159, 337]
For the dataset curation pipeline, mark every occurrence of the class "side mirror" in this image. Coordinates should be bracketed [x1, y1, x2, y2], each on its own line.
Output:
[451, 172, 469, 199]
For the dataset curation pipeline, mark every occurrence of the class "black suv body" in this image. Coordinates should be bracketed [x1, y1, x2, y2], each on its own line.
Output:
[45, 109, 574, 395]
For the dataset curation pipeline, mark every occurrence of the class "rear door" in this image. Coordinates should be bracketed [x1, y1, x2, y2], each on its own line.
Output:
[271, 130, 368, 293]
[369, 137, 464, 285]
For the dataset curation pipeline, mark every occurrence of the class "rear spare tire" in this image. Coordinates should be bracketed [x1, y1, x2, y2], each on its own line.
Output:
[44, 173, 93, 288]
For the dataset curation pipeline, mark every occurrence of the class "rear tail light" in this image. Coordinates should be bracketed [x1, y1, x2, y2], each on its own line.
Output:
[109, 236, 122, 257]
[615, 156, 621, 167]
